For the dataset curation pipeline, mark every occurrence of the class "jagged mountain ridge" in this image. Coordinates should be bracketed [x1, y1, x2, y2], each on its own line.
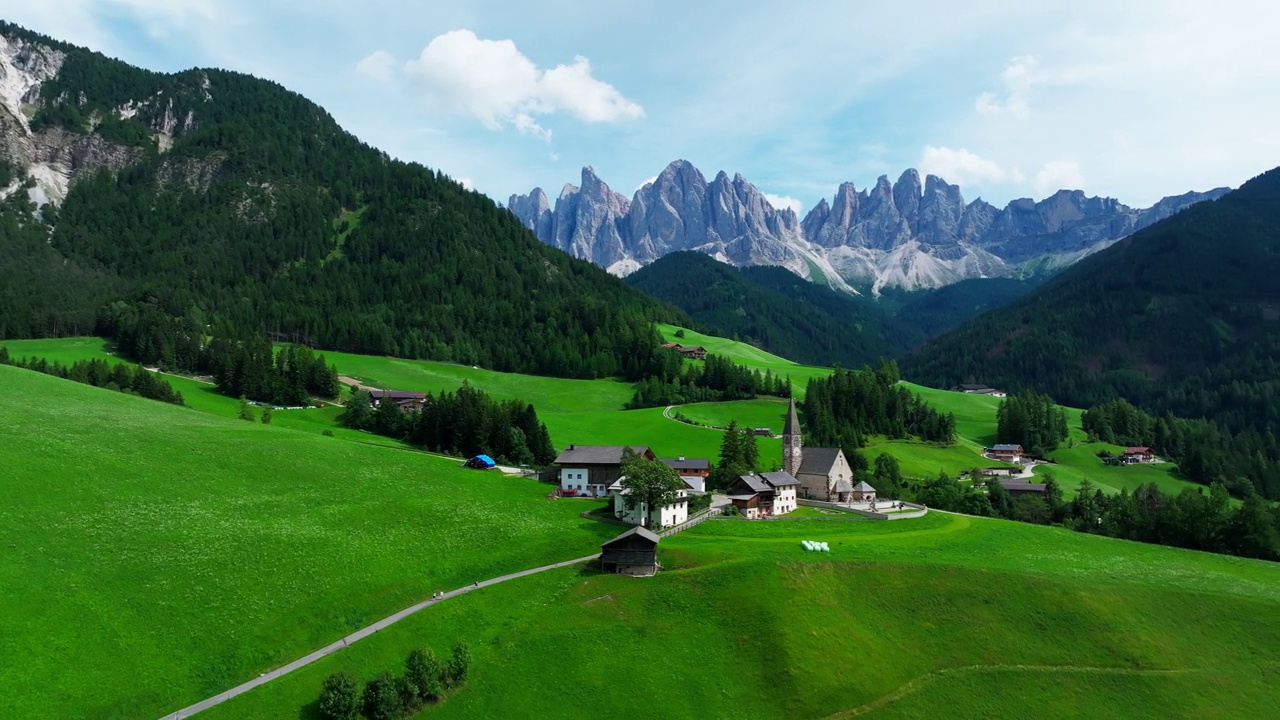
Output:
[510, 161, 1230, 292]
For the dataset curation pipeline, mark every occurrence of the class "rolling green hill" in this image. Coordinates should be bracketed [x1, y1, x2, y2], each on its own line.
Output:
[0, 364, 618, 720]
[198, 511, 1280, 720]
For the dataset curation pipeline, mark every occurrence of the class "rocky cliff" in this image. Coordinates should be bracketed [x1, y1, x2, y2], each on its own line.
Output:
[511, 161, 1230, 292]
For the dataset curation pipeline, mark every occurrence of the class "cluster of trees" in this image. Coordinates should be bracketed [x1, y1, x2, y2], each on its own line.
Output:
[317, 641, 471, 720]
[103, 305, 341, 405]
[627, 353, 792, 409]
[1084, 399, 1280, 500]
[903, 471, 1280, 562]
[0, 348, 184, 406]
[342, 383, 556, 466]
[801, 362, 955, 453]
[996, 393, 1069, 457]
[0, 23, 689, 381]
[706, 421, 762, 491]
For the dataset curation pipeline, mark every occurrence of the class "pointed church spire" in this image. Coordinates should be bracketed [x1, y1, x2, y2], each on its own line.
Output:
[783, 397, 803, 476]
[784, 397, 800, 438]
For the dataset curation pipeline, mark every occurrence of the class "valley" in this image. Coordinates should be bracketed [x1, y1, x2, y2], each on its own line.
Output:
[1, 14, 1278, 720]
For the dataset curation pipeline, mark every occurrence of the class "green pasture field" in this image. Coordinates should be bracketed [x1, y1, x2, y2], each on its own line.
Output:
[0, 338, 1203, 497]
[655, 323, 837, 393]
[201, 512, 1280, 720]
[0, 365, 618, 720]
[673, 397, 790, 433]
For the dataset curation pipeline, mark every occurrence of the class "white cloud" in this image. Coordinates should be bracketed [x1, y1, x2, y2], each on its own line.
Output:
[763, 192, 803, 215]
[918, 146, 1010, 185]
[634, 176, 658, 192]
[403, 29, 643, 139]
[356, 50, 396, 83]
[457, 177, 474, 190]
[975, 54, 1038, 120]
[1033, 160, 1084, 196]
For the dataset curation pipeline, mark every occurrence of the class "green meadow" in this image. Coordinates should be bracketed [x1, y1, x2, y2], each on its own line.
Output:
[0, 337, 1204, 494]
[201, 511, 1280, 720]
[0, 365, 618, 720]
[656, 323, 837, 392]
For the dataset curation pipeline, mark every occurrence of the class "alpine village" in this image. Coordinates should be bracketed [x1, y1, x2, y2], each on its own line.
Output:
[3, 8, 1280, 720]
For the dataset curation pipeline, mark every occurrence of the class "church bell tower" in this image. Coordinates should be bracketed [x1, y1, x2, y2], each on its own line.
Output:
[783, 396, 803, 476]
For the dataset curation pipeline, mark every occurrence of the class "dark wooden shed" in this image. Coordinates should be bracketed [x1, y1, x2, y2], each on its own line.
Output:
[599, 526, 661, 576]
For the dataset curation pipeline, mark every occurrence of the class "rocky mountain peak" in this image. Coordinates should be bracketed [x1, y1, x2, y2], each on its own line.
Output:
[512, 159, 1229, 292]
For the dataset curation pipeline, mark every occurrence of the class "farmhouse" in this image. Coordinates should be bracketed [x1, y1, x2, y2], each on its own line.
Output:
[726, 471, 800, 519]
[782, 398, 859, 503]
[677, 345, 708, 360]
[1120, 447, 1155, 464]
[555, 444, 655, 498]
[949, 383, 1007, 397]
[367, 389, 428, 412]
[987, 444, 1024, 463]
[607, 476, 693, 529]
[660, 456, 711, 479]
[999, 479, 1048, 498]
[599, 526, 661, 576]
[978, 467, 1020, 477]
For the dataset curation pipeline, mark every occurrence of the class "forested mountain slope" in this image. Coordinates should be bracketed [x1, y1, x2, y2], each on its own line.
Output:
[0, 22, 685, 378]
[903, 167, 1280, 436]
[625, 251, 914, 366]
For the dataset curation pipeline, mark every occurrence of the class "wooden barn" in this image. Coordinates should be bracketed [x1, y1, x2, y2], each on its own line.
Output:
[599, 526, 661, 576]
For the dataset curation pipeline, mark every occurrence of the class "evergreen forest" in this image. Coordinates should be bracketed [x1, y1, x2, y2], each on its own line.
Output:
[0, 22, 686, 381]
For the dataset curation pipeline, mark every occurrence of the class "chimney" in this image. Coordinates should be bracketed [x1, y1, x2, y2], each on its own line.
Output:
[568, 444, 575, 451]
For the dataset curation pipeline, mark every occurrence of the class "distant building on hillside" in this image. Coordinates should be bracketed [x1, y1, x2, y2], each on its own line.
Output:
[1120, 447, 1155, 464]
[367, 389, 427, 412]
[599, 526, 661, 576]
[676, 345, 708, 360]
[987, 444, 1024, 463]
[998, 479, 1047, 498]
[555, 445, 655, 498]
[950, 384, 1007, 397]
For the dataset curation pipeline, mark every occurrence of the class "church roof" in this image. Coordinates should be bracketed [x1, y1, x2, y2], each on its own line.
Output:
[784, 397, 801, 437]
[799, 447, 843, 475]
[760, 471, 800, 487]
[853, 481, 876, 492]
[833, 478, 854, 493]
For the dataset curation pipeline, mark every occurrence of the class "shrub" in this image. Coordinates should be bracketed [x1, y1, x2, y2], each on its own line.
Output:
[317, 672, 360, 720]
[445, 640, 471, 688]
[405, 647, 443, 702]
[362, 671, 403, 720]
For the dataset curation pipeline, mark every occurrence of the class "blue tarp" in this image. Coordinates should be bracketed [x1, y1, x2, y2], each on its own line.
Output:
[472, 454, 496, 467]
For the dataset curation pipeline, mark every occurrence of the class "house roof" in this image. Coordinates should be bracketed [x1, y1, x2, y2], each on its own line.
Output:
[999, 480, 1047, 493]
[734, 474, 772, 493]
[799, 447, 843, 475]
[601, 526, 660, 548]
[784, 397, 801, 437]
[833, 478, 854, 493]
[660, 457, 711, 471]
[955, 383, 991, 391]
[852, 481, 876, 492]
[555, 445, 651, 465]
[370, 389, 426, 400]
[1124, 447, 1152, 454]
[991, 444, 1023, 452]
[760, 471, 800, 488]
[677, 345, 707, 352]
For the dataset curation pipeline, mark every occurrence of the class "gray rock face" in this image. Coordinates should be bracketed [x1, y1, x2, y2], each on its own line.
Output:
[512, 159, 1230, 292]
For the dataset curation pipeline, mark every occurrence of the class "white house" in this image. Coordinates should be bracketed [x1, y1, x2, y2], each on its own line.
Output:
[607, 477, 692, 529]
[554, 445, 654, 498]
[726, 471, 800, 518]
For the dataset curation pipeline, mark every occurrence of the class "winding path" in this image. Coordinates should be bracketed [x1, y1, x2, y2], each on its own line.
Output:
[156, 554, 600, 720]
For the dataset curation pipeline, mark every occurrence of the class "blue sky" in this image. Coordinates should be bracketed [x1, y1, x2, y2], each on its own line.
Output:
[4, 1, 1279, 213]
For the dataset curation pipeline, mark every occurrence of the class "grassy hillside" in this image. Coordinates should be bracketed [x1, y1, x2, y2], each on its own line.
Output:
[0, 365, 619, 720]
[200, 512, 1280, 719]
[3, 337, 1204, 494]
[656, 323, 837, 393]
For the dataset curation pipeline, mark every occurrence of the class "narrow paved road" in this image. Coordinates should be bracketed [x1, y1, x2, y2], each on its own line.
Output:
[156, 553, 600, 720]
